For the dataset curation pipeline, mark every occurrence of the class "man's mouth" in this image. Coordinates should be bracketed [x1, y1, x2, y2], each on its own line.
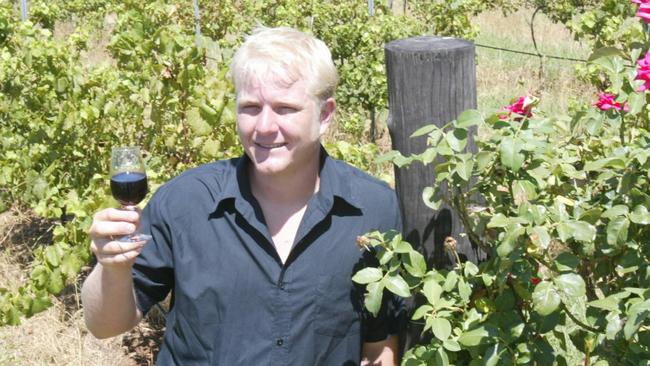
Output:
[254, 142, 287, 149]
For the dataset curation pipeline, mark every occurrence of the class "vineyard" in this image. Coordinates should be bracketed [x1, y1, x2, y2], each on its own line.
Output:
[2, 0, 650, 364]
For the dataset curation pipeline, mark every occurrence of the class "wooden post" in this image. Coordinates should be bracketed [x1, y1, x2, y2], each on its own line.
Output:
[385, 36, 480, 346]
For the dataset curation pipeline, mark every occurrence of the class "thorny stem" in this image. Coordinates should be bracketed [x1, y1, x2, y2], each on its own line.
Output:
[453, 185, 490, 255]
[561, 303, 603, 334]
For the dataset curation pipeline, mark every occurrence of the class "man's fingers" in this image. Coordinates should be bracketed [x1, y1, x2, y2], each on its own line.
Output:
[93, 239, 145, 256]
[90, 220, 137, 238]
[93, 208, 140, 223]
[96, 249, 142, 266]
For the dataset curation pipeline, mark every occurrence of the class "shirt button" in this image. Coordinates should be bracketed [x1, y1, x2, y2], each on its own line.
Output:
[279, 282, 285, 290]
[276, 338, 284, 346]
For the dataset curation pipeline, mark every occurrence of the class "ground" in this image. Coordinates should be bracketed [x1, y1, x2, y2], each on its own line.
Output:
[0, 209, 165, 366]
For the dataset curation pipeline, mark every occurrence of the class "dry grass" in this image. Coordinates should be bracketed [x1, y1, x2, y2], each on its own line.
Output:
[473, 9, 595, 116]
[0, 296, 131, 366]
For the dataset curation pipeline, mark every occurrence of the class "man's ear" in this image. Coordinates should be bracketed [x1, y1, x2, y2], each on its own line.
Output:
[319, 97, 336, 136]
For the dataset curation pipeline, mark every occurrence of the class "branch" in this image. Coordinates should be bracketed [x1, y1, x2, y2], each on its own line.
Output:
[561, 303, 603, 334]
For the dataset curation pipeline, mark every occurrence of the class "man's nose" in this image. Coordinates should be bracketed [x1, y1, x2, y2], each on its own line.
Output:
[255, 106, 279, 134]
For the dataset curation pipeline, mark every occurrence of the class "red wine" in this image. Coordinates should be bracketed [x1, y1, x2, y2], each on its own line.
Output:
[110, 172, 148, 205]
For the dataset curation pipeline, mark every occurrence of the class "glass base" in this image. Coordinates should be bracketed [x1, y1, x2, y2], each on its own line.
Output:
[117, 233, 153, 242]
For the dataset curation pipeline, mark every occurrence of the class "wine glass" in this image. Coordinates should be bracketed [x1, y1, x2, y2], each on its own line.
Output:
[110, 146, 152, 242]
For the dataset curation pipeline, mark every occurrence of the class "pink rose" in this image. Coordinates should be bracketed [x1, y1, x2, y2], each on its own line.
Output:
[633, 0, 650, 4]
[499, 96, 536, 121]
[635, 52, 650, 91]
[593, 92, 629, 112]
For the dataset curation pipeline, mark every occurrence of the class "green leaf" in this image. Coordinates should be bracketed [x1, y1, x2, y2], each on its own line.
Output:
[606, 313, 623, 340]
[496, 224, 526, 257]
[46, 268, 65, 294]
[392, 237, 411, 253]
[419, 148, 437, 164]
[446, 128, 468, 152]
[607, 216, 629, 246]
[588, 47, 624, 61]
[500, 136, 525, 171]
[630, 205, 650, 225]
[484, 344, 502, 366]
[385, 274, 411, 297]
[584, 157, 626, 171]
[443, 271, 458, 292]
[571, 221, 597, 242]
[555, 253, 579, 272]
[431, 317, 452, 341]
[487, 214, 509, 228]
[512, 180, 537, 205]
[435, 347, 450, 366]
[557, 221, 596, 243]
[602, 205, 629, 219]
[364, 282, 384, 317]
[375, 150, 401, 164]
[60, 254, 81, 277]
[588, 296, 621, 312]
[529, 226, 551, 250]
[5, 306, 20, 326]
[455, 109, 483, 128]
[30, 293, 52, 316]
[404, 250, 426, 278]
[411, 124, 438, 138]
[443, 339, 461, 352]
[201, 139, 221, 159]
[412, 305, 433, 320]
[187, 107, 211, 136]
[458, 326, 494, 347]
[422, 187, 442, 210]
[464, 261, 479, 277]
[455, 158, 474, 181]
[423, 279, 443, 305]
[554, 273, 586, 298]
[532, 281, 561, 316]
[44, 246, 61, 267]
[627, 92, 645, 116]
[352, 267, 383, 284]
[476, 151, 494, 173]
[624, 299, 650, 340]
[458, 278, 472, 302]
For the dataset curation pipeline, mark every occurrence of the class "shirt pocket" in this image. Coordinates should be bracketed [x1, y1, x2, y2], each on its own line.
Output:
[314, 273, 361, 337]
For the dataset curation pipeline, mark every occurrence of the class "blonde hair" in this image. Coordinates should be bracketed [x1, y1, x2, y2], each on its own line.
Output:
[230, 26, 338, 102]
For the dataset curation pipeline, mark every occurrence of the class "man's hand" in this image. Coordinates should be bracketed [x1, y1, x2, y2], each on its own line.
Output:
[82, 207, 146, 339]
[362, 336, 399, 366]
[89, 207, 146, 268]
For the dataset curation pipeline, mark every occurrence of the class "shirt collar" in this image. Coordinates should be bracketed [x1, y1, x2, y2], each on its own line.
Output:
[214, 145, 363, 211]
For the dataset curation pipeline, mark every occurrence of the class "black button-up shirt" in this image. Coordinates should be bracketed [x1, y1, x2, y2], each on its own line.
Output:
[133, 150, 403, 365]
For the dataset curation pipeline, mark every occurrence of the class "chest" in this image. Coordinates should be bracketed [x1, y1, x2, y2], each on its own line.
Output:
[263, 204, 307, 263]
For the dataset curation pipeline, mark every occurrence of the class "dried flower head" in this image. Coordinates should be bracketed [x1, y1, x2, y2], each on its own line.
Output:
[356, 235, 371, 251]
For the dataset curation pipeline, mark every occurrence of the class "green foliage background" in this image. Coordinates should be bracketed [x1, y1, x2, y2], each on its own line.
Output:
[4, 0, 650, 364]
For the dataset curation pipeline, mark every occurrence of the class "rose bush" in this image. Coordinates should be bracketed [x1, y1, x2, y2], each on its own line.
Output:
[355, 2, 650, 364]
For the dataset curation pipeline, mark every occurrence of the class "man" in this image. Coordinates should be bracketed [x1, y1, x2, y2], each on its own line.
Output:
[82, 26, 403, 365]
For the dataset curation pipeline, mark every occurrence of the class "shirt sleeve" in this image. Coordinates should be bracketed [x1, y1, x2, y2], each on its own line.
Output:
[131, 188, 174, 315]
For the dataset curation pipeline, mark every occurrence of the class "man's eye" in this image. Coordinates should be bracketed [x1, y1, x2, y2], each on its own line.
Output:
[277, 106, 298, 114]
[239, 105, 260, 113]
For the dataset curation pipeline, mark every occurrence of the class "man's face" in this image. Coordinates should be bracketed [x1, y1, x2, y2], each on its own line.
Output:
[236, 76, 334, 178]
